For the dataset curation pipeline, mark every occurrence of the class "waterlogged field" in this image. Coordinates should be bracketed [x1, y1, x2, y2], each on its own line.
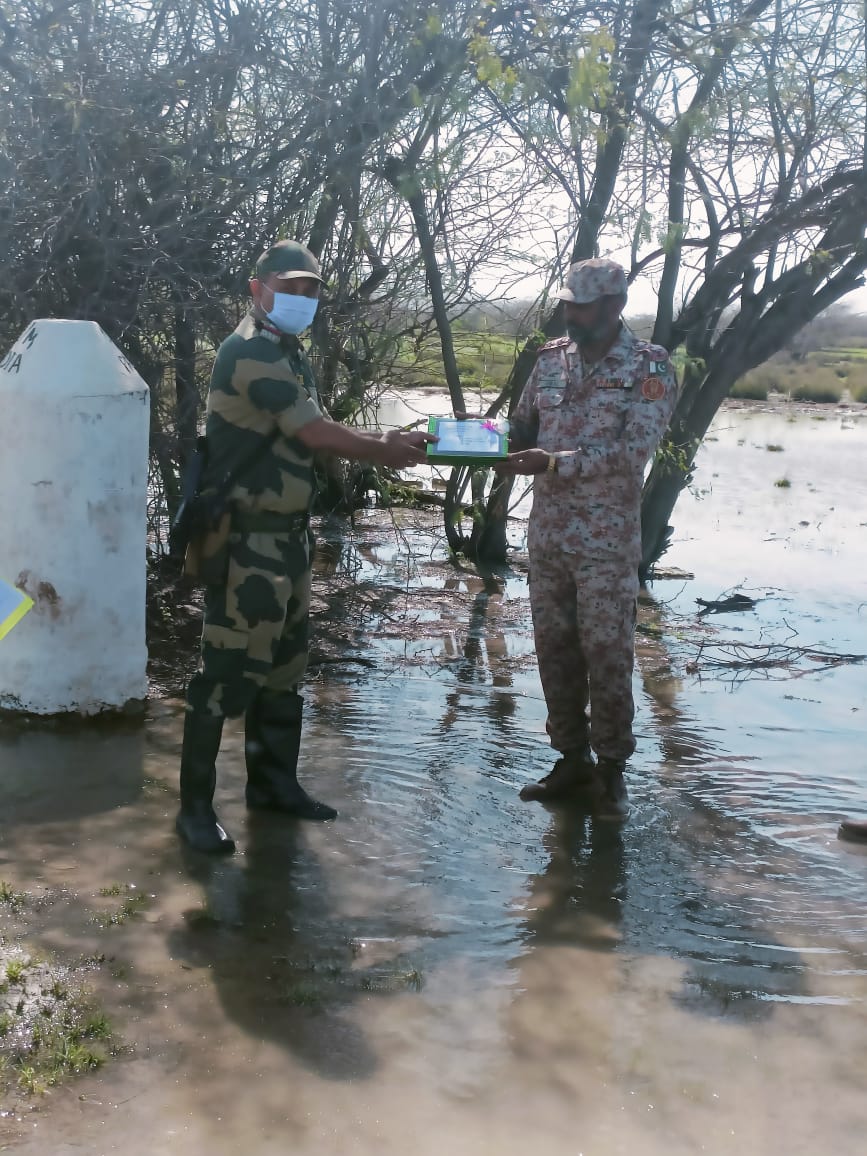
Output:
[1, 404, 865, 1155]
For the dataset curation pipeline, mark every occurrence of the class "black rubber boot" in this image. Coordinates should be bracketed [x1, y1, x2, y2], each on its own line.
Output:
[176, 711, 236, 854]
[245, 690, 337, 821]
[519, 744, 596, 803]
[593, 758, 630, 822]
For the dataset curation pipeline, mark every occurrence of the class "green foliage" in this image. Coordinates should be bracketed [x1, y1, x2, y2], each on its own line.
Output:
[469, 33, 519, 98]
[397, 328, 518, 391]
[654, 435, 698, 476]
[730, 377, 769, 400]
[565, 31, 615, 116]
[659, 221, 687, 255]
[672, 350, 706, 379]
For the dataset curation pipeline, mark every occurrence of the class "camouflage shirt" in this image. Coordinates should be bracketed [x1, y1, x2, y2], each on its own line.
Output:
[204, 311, 323, 515]
[512, 324, 678, 561]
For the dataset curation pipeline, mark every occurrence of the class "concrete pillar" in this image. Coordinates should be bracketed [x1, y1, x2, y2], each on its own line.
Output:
[0, 320, 150, 714]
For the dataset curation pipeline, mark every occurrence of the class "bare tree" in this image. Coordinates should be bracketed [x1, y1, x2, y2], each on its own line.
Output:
[449, 0, 867, 570]
[2, 0, 864, 567]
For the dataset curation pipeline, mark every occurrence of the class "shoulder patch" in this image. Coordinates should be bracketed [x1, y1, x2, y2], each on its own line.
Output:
[643, 342, 671, 364]
[538, 336, 570, 353]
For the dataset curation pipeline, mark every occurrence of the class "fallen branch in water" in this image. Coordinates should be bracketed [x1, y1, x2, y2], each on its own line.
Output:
[686, 641, 866, 681]
[696, 593, 758, 615]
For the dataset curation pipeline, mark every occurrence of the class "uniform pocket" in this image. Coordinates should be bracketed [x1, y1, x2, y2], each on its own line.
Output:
[588, 390, 630, 436]
[537, 389, 565, 410]
[184, 511, 232, 585]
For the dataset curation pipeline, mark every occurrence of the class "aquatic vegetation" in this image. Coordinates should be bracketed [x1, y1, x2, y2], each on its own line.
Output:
[277, 982, 323, 1008]
[4, 958, 31, 985]
[91, 886, 150, 928]
[358, 967, 424, 993]
[0, 950, 114, 1099]
[0, 882, 26, 914]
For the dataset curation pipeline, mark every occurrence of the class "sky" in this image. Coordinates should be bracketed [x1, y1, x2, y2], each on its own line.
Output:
[622, 274, 867, 321]
[506, 256, 867, 322]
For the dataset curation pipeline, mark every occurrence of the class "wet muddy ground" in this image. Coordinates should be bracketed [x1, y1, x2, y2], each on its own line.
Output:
[1, 404, 866, 1154]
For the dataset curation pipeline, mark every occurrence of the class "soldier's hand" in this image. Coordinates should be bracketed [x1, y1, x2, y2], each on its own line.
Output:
[380, 429, 438, 468]
[496, 449, 552, 476]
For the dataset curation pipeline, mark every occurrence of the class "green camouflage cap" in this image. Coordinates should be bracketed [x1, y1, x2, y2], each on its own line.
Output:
[555, 258, 628, 304]
[255, 240, 325, 283]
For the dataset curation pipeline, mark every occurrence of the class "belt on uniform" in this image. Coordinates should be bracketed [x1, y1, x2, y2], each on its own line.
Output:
[232, 510, 310, 533]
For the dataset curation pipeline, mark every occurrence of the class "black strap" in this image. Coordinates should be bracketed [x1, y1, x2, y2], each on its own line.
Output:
[207, 425, 281, 503]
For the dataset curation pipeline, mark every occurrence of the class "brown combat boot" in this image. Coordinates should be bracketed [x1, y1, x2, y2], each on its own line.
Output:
[519, 746, 596, 803]
[593, 758, 629, 822]
[838, 818, 867, 844]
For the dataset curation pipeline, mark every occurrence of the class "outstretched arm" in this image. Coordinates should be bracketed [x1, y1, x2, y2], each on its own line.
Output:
[296, 418, 435, 469]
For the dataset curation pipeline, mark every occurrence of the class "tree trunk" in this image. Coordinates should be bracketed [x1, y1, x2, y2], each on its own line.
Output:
[173, 299, 199, 468]
[404, 185, 466, 418]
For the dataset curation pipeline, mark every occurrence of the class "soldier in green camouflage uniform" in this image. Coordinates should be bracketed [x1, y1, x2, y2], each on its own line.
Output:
[177, 240, 434, 854]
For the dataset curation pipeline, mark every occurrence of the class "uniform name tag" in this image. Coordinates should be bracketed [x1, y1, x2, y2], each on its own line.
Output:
[595, 376, 630, 390]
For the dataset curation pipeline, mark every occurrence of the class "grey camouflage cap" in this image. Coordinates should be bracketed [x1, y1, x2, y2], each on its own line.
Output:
[555, 258, 628, 304]
[255, 240, 325, 283]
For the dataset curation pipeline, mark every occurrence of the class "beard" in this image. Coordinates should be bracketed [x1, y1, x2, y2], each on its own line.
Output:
[566, 321, 609, 344]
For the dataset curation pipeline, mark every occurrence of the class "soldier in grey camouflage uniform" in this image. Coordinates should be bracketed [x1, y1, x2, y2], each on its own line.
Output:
[178, 240, 434, 854]
[500, 259, 678, 821]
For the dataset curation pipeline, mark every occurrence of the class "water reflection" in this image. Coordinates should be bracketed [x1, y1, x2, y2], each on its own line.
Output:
[170, 817, 379, 1081]
[520, 808, 626, 952]
[437, 566, 519, 746]
[0, 716, 144, 824]
[3, 409, 867, 1153]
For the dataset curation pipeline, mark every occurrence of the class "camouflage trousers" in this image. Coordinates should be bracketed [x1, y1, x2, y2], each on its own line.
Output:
[528, 544, 639, 763]
[185, 525, 312, 720]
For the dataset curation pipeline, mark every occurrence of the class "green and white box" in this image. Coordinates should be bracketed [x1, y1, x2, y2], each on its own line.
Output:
[425, 416, 509, 466]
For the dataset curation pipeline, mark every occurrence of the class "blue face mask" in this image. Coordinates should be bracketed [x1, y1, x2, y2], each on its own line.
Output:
[266, 292, 319, 334]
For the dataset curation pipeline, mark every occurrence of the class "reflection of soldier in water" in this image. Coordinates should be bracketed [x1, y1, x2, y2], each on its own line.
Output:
[172, 815, 377, 1082]
[521, 809, 627, 952]
[438, 571, 519, 741]
[506, 811, 629, 1083]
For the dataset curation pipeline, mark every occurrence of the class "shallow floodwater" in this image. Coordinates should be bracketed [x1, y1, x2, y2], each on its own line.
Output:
[1, 405, 866, 1155]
